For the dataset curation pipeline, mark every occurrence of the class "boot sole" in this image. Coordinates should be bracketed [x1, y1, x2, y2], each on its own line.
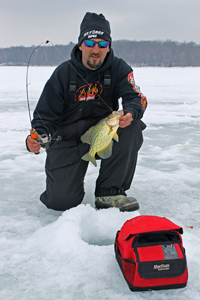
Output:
[95, 201, 140, 212]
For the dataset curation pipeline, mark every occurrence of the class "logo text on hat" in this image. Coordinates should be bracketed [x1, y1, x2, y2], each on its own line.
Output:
[84, 30, 104, 39]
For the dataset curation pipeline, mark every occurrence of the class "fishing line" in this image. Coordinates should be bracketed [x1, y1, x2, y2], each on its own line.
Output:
[50, 41, 113, 112]
[26, 40, 56, 150]
[26, 40, 53, 134]
[26, 40, 113, 150]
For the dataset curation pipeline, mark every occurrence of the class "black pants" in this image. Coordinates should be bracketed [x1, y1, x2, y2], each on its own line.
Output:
[40, 119, 146, 211]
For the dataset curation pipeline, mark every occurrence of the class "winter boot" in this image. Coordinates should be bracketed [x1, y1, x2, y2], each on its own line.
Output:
[95, 195, 139, 212]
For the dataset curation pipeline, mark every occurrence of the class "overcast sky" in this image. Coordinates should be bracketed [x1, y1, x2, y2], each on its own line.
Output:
[1, 0, 200, 48]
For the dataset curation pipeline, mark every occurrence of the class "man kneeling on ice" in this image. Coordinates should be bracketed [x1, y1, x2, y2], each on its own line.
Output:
[26, 12, 147, 212]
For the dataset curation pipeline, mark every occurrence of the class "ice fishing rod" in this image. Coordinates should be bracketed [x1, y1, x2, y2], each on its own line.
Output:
[26, 40, 113, 151]
[26, 40, 62, 151]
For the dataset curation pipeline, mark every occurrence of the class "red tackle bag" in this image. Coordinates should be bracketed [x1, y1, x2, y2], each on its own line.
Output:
[115, 215, 188, 291]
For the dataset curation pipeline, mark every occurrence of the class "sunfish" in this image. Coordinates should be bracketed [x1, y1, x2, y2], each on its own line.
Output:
[81, 111, 122, 166]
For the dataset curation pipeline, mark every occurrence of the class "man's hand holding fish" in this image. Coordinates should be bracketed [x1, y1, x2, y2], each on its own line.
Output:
[118, 111, 134, 128]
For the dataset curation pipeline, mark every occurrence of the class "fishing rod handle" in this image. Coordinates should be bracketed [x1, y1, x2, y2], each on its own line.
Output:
[30, 128, 40, 154]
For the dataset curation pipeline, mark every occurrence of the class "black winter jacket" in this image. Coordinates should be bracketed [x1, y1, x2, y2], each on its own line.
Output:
[32, 45, 147, 136]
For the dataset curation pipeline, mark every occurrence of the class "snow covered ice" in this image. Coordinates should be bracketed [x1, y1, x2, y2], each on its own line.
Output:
[0, 66, 200, 300]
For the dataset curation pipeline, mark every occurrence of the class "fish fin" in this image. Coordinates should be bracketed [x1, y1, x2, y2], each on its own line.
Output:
[80, 127, 94, 145]
[81, 152, 97, 167]
[108, 128, 113, 135]
[97, 141, 113, 159]
[113, 133, 119, 142]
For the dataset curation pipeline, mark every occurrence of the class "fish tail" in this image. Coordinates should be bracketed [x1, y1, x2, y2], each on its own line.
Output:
[81, 152, 97, 167]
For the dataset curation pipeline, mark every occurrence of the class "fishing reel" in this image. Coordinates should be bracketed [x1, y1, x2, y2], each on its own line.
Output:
[36, 134, 62, 150]
[35, 134, 51, 150]
[30, 129, 62, 151]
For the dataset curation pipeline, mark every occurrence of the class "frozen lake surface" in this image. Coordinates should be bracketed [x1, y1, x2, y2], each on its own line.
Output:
[0, 66, 200, 299]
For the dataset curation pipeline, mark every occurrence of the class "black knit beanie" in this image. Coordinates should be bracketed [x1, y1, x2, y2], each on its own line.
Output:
[78, 12, 112, 47]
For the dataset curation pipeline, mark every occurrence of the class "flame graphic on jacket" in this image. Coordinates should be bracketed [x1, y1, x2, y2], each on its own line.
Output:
[128, 72, 147, 111]
[76, 82, 102, 102]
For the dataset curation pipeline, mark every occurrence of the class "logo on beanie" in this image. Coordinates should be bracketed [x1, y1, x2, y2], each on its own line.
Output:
[83, 30, 104, 39]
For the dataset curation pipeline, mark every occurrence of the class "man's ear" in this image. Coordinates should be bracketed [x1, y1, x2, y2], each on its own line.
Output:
[79, 45, 82, 51]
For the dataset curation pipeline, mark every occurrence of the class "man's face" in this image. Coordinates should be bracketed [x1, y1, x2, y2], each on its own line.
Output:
[79, 39, 110, 70]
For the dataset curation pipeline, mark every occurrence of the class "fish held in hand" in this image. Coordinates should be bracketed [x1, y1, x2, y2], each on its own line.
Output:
[81, 111, 122, 166]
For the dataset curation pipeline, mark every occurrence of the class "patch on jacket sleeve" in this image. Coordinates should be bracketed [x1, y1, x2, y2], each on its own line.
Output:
[140, 94, 147, 110]
[128, 72, 137, 92]
[128, 72, 147, 111]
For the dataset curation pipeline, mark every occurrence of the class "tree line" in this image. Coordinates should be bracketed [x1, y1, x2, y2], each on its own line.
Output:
[0, 40, 200, 67]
